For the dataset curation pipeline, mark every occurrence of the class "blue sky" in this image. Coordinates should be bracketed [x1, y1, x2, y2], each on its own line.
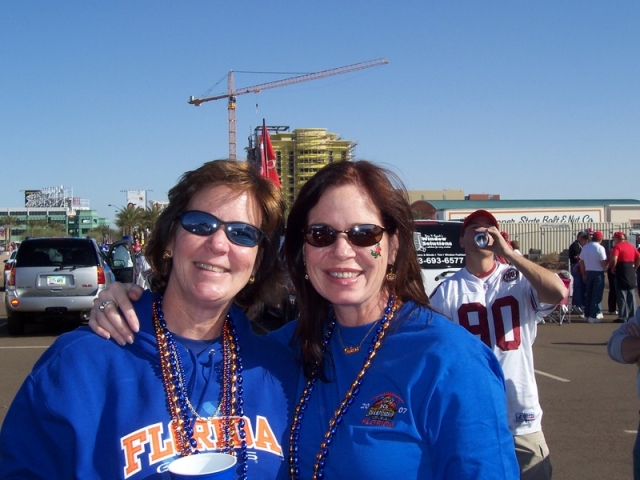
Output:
[1, 2, 638, 225]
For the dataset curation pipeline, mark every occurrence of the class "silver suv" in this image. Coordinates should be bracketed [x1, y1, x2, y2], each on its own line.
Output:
[5, 237, 114, 335]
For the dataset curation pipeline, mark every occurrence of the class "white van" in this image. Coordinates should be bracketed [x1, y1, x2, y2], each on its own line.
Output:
[413, 220, 466, 297]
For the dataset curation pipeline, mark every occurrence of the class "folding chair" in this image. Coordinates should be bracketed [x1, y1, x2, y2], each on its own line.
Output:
[546, 273, 572, 325]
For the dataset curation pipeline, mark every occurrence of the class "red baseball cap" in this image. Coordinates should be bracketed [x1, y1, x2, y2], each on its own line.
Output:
[461, 209, 499, 232]
[613, 232, 625, 240]
[592, 231, 603, 240]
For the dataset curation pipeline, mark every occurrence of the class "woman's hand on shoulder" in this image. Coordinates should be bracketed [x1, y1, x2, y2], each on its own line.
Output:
[88, 282, 144, 345]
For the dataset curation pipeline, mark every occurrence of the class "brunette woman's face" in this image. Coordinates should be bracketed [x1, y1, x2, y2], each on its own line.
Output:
[166, 185, 261, 309]
[303, 184, 398, 316]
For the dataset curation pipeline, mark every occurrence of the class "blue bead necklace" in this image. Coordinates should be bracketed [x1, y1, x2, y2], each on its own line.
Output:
[152, 296, 248, 479]
[287, 295, 397, 480]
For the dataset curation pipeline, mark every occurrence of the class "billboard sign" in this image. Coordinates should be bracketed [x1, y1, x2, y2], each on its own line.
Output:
[126, 190, 147, 210]
[445, 208, 604, 224]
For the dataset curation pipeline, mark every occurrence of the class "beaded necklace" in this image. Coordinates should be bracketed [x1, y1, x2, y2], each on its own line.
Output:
[288, 295, 398, 480]
[152, 297, 249, 479]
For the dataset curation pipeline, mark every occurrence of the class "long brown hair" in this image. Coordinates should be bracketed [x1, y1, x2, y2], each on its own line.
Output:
[284, 160, 430, 378]
[146, 159, 285, 308]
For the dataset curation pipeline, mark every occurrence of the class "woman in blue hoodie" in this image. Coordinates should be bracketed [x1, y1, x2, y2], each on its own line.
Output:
[0, 160, 298, 479]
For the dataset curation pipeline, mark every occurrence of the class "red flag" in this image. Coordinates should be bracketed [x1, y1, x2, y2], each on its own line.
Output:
[260, 120, 281, 188]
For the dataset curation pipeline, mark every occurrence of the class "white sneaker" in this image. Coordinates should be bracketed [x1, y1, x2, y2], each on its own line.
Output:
[587, 317, 602, 323]
[596, 313, 604, 320]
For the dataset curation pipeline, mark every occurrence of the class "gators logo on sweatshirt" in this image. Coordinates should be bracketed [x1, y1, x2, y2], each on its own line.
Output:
[360, 392, 406, 428]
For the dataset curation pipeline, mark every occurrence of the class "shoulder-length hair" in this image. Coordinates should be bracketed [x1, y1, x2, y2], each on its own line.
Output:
[146, 159, 285, 308]
[284, 160, 430, 378]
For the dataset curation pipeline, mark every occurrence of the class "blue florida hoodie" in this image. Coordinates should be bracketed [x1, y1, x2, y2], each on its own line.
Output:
[0, 290, 299, 479]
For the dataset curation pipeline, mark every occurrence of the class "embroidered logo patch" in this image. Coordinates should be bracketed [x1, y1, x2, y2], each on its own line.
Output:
[515, 412, 536, 423]
[502, 268, 519, 283]
[360, 392, 406, 428]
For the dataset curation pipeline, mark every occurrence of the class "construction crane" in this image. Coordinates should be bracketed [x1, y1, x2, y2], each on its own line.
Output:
[188, 58, 389, 159]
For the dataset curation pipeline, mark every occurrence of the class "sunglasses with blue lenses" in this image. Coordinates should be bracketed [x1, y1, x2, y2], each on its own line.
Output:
[180, 210, 265, 247]
[303, 224, 386, 248]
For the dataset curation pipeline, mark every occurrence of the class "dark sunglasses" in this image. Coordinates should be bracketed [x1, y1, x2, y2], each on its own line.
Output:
[303, 224, 386, 248]
[180, 210, 264, 247]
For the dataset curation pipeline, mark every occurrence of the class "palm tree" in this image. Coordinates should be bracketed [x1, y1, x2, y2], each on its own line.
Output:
[114, 206, 143, 238]
[87, 225, 119, 244]
[139, 203, 163, 242]
[0, 215, 22, 246]
[24, 219, 50, 238]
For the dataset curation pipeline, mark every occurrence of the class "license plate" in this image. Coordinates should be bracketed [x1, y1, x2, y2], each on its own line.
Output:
[47, 275, 67, 286]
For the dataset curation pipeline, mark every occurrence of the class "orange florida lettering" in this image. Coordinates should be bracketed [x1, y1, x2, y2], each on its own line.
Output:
[121, 416, 282, 478]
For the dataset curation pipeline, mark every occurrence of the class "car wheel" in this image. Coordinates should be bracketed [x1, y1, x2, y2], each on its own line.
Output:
[7, 313, 25, 336]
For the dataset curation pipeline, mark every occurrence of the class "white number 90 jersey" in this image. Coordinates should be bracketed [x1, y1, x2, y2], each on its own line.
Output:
[430, 262, 555, 436]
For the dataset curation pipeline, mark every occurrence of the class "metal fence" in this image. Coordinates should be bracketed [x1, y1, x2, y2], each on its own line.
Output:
[499, 222, 631, 261]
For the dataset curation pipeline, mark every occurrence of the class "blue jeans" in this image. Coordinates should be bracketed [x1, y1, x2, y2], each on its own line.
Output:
[584, 271, 604, 319]
[571, 265, 585, 308]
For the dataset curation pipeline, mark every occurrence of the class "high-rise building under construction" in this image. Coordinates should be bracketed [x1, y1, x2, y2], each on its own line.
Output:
[248, 127, 356, 211]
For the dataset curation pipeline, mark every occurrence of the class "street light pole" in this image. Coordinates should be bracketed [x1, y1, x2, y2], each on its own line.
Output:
[108, 204, 125, 236]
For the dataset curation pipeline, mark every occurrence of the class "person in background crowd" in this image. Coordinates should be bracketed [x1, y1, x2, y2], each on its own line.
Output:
[135, 244, 152, 290]
[501, 231, 512, 246]
[579, 231, 608, 323]
[511, 239, 523, 256]
[496, 231, 512, 264]
[430, 209, 566, 480]
[569, 232, 589, 314]
[609, 232, 640, 323]
[607, 241, 619, 316]
[607, 307, 640, 479]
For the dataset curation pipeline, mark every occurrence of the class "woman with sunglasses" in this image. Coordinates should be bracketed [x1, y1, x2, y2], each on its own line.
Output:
[277, 160, 518, 479]
[85, 161, 518, 478]
[0, 160, 297, 479]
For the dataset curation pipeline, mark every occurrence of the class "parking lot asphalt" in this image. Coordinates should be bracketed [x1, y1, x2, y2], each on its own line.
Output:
[535, 311, 638, 479]
[0, 290, 639, 478]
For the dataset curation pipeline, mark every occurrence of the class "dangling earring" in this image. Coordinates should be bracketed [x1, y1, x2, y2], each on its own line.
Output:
[248, 276, 255, 284]
[303, 262, 309, 280]
[162, 250, 172, 260]
[385, 266, 396, 282]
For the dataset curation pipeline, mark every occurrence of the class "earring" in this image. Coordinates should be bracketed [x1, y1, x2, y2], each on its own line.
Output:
[303, 261, 309, 280]
[248, 276, 255, 284]
[162, 250, 172, 260]
[385, 266, 396, 282]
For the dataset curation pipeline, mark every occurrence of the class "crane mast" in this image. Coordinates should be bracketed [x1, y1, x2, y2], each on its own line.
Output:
[188, 58, 388, 159]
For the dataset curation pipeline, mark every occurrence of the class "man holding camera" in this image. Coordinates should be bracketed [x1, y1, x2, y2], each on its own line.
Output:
[431, 209, 567, 480]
